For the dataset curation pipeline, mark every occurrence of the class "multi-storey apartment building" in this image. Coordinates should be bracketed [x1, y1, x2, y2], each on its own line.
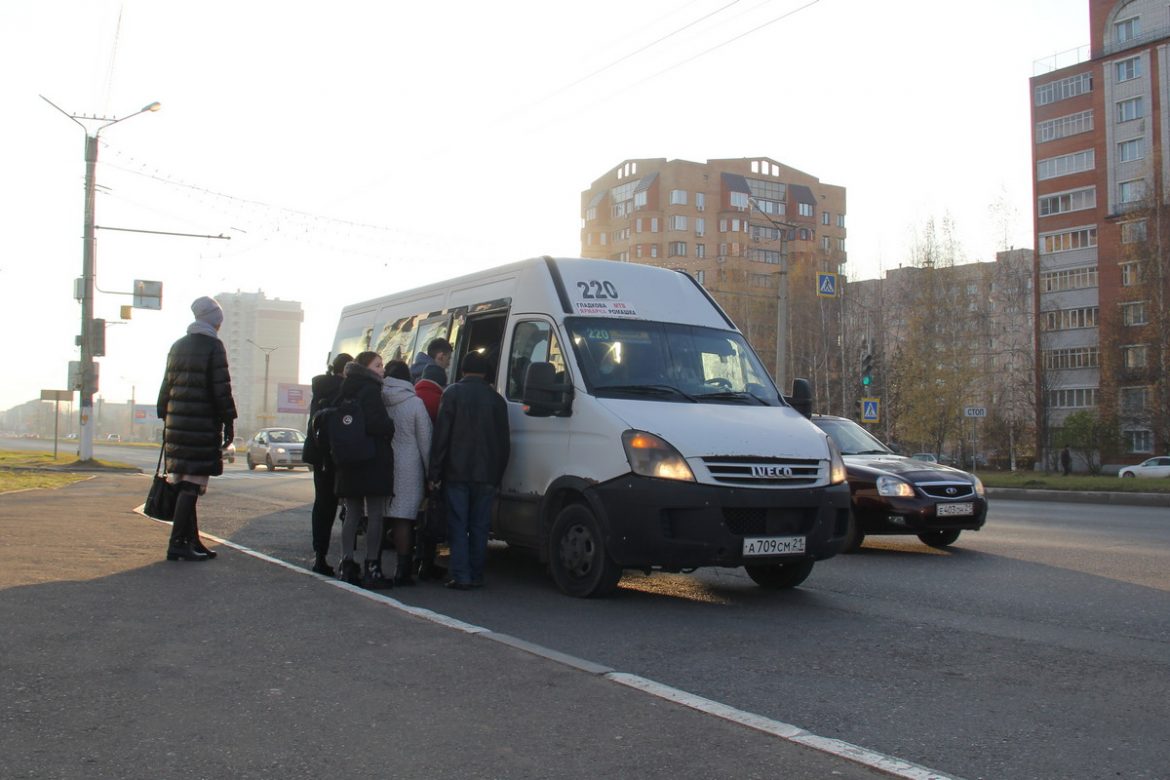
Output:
[217, 291, 304, 436]
[845, 250, 1036, 467]
[580, 157, 848, 411]
[1030, 0, 1170, 464]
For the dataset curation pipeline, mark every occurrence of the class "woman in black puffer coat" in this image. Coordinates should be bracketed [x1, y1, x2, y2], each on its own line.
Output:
[333, 351, 396, 588]
[156, 296, 237, 562]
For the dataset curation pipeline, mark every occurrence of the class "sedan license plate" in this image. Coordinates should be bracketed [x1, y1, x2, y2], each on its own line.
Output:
[742, 536, 806, 557]
[936, 502, 974, 517]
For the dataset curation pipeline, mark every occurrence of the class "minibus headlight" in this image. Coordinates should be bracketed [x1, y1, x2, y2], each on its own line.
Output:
[876, 476, 915, 497]
[622, 430, 695, 482]
[827, 436, 847, 485]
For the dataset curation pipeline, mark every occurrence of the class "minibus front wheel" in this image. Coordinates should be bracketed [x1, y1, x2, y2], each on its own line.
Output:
[744, 559, 815, 589]
[548, 503, 623, 598]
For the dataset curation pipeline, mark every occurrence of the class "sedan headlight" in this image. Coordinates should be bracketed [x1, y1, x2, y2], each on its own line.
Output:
[275, 447, 287, 454]
[876, 475, 915, 497]
[973, 476, 985, 497]
[826, 436, 847, 485]
[622, 430, 695, 481]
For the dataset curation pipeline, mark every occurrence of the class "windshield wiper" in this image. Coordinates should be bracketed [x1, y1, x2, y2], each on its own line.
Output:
[694, 390, 768, 405]
[597, 384, 697, 402]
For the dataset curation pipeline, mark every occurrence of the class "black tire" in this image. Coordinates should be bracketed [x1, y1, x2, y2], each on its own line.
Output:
[265, 456, 275, 472]
[841, 510, 865, 553]
[918, 529, 962, 548]
[548, 503, 622, 598]
[1122, 472, 1135, 478]
[744, 559, 815, 589]
[246, 454, 256, 471]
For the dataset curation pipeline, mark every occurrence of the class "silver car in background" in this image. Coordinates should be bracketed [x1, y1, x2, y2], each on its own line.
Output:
[245, 428, 308, 471]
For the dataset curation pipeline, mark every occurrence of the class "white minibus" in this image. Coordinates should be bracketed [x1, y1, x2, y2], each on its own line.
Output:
[331, 257, 851, 597]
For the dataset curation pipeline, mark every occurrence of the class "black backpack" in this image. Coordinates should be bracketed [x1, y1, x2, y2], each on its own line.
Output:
[303, 403, 334, 467]
[325, 396, 377, 465]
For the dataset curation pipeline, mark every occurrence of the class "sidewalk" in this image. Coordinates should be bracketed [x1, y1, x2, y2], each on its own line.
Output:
[0, 475, 896, 780]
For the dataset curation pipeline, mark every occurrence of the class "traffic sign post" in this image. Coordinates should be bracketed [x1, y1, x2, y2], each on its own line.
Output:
[861, 397, 880, 424]
[40, 389, 73, 458]
[964, 406, 987, 471]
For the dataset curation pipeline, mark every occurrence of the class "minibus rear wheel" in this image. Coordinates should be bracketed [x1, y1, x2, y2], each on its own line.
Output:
[744, 559, 815, 589]
[548, 503, 622, 598]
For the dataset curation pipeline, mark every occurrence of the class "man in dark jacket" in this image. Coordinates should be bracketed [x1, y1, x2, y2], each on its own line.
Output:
[156, 296, 237, 562]
[429, 350, 509, 590]
[306, 352, 352, 575]
[409, 337, 453, 384]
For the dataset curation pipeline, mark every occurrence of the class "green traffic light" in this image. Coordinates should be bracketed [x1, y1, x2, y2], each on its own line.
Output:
[861, 376, 872, 386]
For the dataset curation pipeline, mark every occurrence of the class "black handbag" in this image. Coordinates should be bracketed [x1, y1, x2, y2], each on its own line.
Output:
[144, 441, 176, 520]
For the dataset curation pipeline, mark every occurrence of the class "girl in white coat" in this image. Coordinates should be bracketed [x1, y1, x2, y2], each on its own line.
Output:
[382, 359, 433, 585]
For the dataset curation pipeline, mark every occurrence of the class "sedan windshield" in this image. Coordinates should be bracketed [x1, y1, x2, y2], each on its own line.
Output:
[267, 429, 305, 444]
[813, 417, 894, 455]
[564, 317, 780, 405]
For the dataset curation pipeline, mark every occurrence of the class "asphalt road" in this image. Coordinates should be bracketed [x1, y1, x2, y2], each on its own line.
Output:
[187, 470, 1170, 780]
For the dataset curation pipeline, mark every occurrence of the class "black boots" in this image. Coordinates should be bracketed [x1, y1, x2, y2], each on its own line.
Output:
[362, 559, 392, 590]
[166, 489, 208, 562]
[337, 558, 361, 585]
[393, 554, 415, 586]
[190, 503, 216, 559]
[311, 554, 335, 577]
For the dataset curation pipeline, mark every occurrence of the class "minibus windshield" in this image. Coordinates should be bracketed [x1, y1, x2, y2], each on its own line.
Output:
[565, 317, 780, 405]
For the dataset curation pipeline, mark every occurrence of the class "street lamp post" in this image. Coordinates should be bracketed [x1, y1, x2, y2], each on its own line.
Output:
[246, 339, 279, 428]
[42, 96, 160, 462]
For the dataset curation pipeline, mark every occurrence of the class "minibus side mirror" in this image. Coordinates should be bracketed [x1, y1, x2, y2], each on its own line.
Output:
[522, 361, 573, 417]
[785, 377, 813, 419]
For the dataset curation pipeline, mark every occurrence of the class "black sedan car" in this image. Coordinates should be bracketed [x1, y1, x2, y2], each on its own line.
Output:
[811, 415, 987, 552]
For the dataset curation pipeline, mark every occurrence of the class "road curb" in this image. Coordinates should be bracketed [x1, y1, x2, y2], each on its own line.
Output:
[987, 487, 1170, 507]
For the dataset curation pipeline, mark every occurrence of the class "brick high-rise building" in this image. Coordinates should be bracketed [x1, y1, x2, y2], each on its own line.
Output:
[580, 157, 847, 411]
[1030, 0, 1170, 466]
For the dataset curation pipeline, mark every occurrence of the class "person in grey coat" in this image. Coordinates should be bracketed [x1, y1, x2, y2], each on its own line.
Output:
[381, 360, 432, 585]
[156, 296, 237, 562]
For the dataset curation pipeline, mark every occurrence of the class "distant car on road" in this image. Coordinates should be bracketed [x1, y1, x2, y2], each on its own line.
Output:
[909, 452, 938, 463]
[1118, 456, 1170, 479]
[105, 434, 121, 442]
[245, 428, 308, 471]
[812, 415, 988, 552]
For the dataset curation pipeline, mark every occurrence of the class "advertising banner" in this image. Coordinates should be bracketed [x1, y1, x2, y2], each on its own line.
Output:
[276, 383, 311, 414]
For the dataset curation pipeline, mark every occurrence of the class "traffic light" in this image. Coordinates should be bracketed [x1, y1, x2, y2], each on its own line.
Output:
[861, 351, 874, 387]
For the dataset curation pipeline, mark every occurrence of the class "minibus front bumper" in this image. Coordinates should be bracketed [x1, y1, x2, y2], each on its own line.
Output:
[587, 475, 852, 570]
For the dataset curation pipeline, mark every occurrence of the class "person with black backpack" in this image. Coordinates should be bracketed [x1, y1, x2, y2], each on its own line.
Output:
[304, 352, 352, 576]
[332, 351, 396, 589]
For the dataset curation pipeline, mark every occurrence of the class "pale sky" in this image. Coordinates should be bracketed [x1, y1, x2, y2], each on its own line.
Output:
[0, 0, 1087, 412]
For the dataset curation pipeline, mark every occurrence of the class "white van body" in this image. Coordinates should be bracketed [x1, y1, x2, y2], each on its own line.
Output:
[331, 257, 850, 596]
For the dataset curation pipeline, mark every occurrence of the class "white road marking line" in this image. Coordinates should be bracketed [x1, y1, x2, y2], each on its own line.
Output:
[136, 507, 962, 780]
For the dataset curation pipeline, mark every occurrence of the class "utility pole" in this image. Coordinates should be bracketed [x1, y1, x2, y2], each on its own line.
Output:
[42, 96, 160, 461]
[247, 339, 279, 428]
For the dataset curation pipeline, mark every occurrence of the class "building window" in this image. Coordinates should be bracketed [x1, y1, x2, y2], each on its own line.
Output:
[1042, 306, 1099, 331]
[751, 224, 782, 242]
[750, 249, 781, 265]
[634, 191, 647, 209]
[669, 189, 688, 206]
[1034, 72, 1093, 105]
[650, 244, 659, 258]
[1122, 345, 1148, 369]
[1115, 16, 1140, 44]
[1043, 346, 1099, 370]
[1038, 187, 1096, 216]
[696, 243, 705, 259]
[1121, 386, 1150, 413]
[1121, 261, 1143, 286]
[1040, 227, 1097, 254]
[635, 244, 643, 258]
[1123, 429, 1153, 453]
[1115, 57, 1141, 82]
[1118, 138, 1144, 163]
[695, 217, 705, 237]
[822, 236, 831, 250]
[585, 207, 597, 222]
[1041, 266, 1098, 292]
[670, 215, 687, 231]
[669, 241, 687, 257]
[837, 214, 845, 228]
[1121, 301, 1147, 325]
[1048, 388, 1098, 408]
[600, 233, 607, 246]
[1121, 220, 1147, 244]
[822, 211, 830, 225]
[1119, 179, 1146, 203]
[695, 269, 705, 285]
[650, 217, 659, 233]
[696, 192, 705, 212]
[1037, 149, 1095, 180]
[635, 218, 643, 233]
[730, 192, 749, 210]
[837, 238, 847, 252]
[1117, 97, 1143, 122]
[798, 203, 813, 217]
[1036, 110, 1094, 143]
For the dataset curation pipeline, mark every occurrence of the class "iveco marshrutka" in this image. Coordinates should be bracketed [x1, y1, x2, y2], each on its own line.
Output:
[332, 257, 851, 597]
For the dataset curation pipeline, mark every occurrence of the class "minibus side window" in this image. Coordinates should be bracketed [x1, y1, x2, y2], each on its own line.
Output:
[374, 315, 418, 364]
[506, 320, 566, 401]
[411, 315, 452, 365]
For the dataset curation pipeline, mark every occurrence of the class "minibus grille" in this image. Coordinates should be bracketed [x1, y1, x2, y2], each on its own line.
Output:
[702, 456, 822, 486]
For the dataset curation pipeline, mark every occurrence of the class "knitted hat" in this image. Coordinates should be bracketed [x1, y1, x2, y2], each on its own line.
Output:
[191, 296, 224, 327]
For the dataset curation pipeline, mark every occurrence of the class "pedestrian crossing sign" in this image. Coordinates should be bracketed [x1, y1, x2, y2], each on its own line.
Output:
[861, 397, 880, 423]
[816, 273, 837, 297]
